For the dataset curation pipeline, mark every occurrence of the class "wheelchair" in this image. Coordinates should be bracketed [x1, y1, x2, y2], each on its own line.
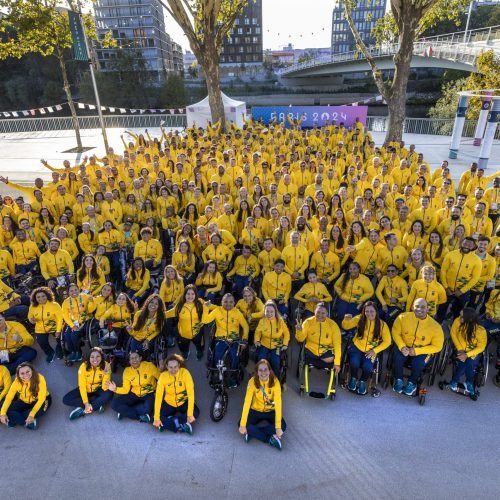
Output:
[296, 342, 336, 400]
[88, 320, 127, 372]
[206, 335, 247, 422]
[11, 271, 45, 296]
[124, 332, 167, 368]
[383, 345, 439, 405]
[438, 337, 489, 401]
[339, 335, 382, 398]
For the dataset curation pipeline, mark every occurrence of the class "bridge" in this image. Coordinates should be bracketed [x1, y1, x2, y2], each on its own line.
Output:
[280, 25, 500, 80]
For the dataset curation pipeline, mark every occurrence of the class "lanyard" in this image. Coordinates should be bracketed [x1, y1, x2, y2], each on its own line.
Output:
[69, 295, 83, 321]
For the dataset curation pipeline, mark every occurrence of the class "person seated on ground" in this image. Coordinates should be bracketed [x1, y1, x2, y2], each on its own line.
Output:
[239, 359, 286, 450]
[28, 286, 63, 364]
[63, 347, 112, 420]
[195, 260, 223, 302]
[447, 307, 487, 396]
[39, 237, 74, 289]
[165, 285, 207, 361]
[129, 294, 165, 355]
[391, 299, 444, 397]
[295, 302, 341, 374]
[0, 364, 11, 403]
[0, 279, 30, 320]
[341, 301, 391, 395]
[153, 353, 198, 434]
[124, 257, 151, 306]
[254, 301, 290, 377]
[261, 259, 292, 319]
[406, 265, 446, 319]
[294, 268, 332, 320]
[0, 362, 51, 430]
[0, 312, 37, 374]
[108, 350, 160, 423]
[227, 245, 261, 299]
[76, 254, 105, 296]
[204, 293, 249, 375]
[61, 283, 92, 363]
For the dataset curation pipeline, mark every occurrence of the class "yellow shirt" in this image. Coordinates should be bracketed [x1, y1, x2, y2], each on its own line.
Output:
[342, 315, 391, 354]
[450, 319, 487, 360]
[39, 249, 74, 279]
[1, 374, 49, 418]
[392, 312, 444, 356]
[77, 362, 111, 404]
[240, 377, 282, 428]
[154, 368, 195, 419]
[296, 316, 342, 363]
[28, 302, 63, 334]
[254, 317, 290, 349]
[115, 362, 160, 397]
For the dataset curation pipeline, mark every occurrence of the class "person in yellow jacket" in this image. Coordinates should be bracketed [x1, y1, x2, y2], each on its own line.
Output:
[294, 269, 332, 318]
[261, 259, 292, 319]
[346, 229, 384, 278]
[98, 220, 125, 287]
[254, 301, 290, 377]
[469, 236, 496, 306]
[0, 364, 11, 402]
[407, 266, 447, 318]
[201, 233, 233, 273]
[98, 292, 136, 349]
[227, 245, 261, 298]
[295, 302, 342, 372]
[309, 239, 341, 286]
[0, 362, 51, 430]
[87, 283, 116, 321]
[10, 228, 41, 274]
[447, 308, 487, 396]
[0, 279, 30, 320]
[204, 293, 249, 372]
[133, 227, 163, 269]
[129, 294, 165, 354]
[239, 359, 285, 450]
[0, 247, 15, 280]
[153, 353, 198, 434]
[281, 231, 309, 292]
[39, 238, 74, 285]
[341, 301, 391, 395]
[440, 237, 482, 317]
[0, 313, 37, 374]
[63, 347, 112, 420]
[258, 238, 282, 275]
[375, 265, 408, 326]
[108, 350, 160, 422]
[76, 255, 106, 295]
[391, 299, 444, 396]
[195, 260, 223, 302]
[124, 257, 151, 304]
[28, 286, 63, 363]
[61, 283, 92, 363]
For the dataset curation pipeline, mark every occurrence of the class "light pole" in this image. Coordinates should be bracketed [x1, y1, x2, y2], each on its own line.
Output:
[463, 1, 475, 43]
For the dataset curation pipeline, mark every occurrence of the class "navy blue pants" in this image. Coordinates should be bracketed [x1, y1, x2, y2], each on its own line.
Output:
[159, 401, 200, 432]
[256, 346, 281, 377]
[63, 325, 85, 354]
[36, 333, 62, 357]
[111, 392, 155, 420]
[335, 299, 359, 321]
[1, 346, 37, 374]
[3, 295, 30, 320]
[197, 287, 218, 303]
[393, 348, 430, 384]
[15, 262, 37, 275]
[451, 356, 481, 385]
[348, 343, 375, 382]
[232, 275, 251, 299]
[214, 340, 240, 369]
[62, 387, 113, 409]
[178, 330, 204, 359]
[6, 394, 51, 426]
[242, 409, 287, 443]
[305, 348, 333, 370]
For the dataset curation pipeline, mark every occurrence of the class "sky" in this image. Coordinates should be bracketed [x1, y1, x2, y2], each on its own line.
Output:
[165, 0, 334, 52]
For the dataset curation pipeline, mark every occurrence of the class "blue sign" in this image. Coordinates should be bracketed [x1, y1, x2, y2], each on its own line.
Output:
[251, 106, 368, 128]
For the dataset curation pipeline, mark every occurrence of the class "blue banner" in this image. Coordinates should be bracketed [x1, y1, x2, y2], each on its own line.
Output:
[251, 106, 368, 128]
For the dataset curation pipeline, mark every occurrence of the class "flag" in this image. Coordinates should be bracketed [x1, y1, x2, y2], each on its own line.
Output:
[109, 107, 115, 113]
[78, 103, 85, 109]
[89, 104, 96, 110]
[3, 112, 10, 117]
[39, 108, 46, 114]
[131, 109, 137, 114]
[30, 110, 36, 116]
[55, 105, 63, 111]
[12, 112, 19, 117]
[47, 106, 54, 113]
[22, 111, 29, 116]
[101, 106, 107, 111]
[120, 108, 126, 114]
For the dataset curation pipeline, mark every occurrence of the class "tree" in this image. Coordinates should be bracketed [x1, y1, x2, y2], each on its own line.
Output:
[343, 0, 469, 143]
[0, 0, 114, 150]
[159, 0, 251, 129]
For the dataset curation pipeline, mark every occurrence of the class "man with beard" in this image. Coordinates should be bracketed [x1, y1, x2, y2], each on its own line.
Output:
[437, 206, 471, 240]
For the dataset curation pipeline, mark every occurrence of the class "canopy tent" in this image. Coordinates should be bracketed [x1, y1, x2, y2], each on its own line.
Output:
[186, 93, 246, 128]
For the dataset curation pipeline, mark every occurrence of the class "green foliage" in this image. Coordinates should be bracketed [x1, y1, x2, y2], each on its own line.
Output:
[160, 73, 187, 106]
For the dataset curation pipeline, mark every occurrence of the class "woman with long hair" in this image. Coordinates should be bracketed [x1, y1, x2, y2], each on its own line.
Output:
[98, 292, 136, 349]
[159, 265, 185, 307]
[129, 294, 166, 354]
[62, 347, 112, 420]
[445, 224, 466, 252]
[195, 260, 223, 302]
[239, 359, 286, 450]
[341, 301, 391, 395]
[77, 223, 97, 256]
[36, 207, 55, 240]
[0, 362, 51, 430]
[347, 221, 366, 246]
[236, 286, 265, 343]
[425, 230, 449, 270]
[172, 240, 196, 283]
[272, 216, 291, 252]
[447, 307, 487, 396]
[402, 219, 428, 253]
[125, 257, 151, 304]
[153, 353, 199, 434]
[403, 248, 431, 287]
[77, 254, 105, 295]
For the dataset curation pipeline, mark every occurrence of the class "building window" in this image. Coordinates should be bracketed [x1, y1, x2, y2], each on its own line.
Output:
[252, 17, 258, 25]
[244, 17, 250, 25]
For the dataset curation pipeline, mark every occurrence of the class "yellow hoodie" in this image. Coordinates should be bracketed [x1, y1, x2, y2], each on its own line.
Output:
[342, 315, 391, 354]
[115, 361, 160, 397]
[440, 249, 482, 293]
[154, 367, 195, 419]
[0, 365, 11, 400]
[203, 306, 249, 341]
[28, 302, 63, 334]
[77, 361, 111, 404]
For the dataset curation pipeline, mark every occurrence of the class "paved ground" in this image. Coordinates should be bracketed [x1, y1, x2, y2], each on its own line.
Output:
[0, 127, 499, 499]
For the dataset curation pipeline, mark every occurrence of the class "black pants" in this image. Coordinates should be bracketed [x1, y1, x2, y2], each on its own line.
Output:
[111, 393, 154, 420]
[6, 394, 52, 426]
[241, 409, 287, 443]
[178, 330, 204, 358]
[158, 401, 200, 432]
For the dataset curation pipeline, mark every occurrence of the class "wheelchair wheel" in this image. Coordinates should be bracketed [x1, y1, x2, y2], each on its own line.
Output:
[428, 356, 438, 387]
[88, 320, 100, 349]
[419, 394, 426, 406]
[437, 338, 451, 376]
[493, 371, 500, 388]
[153, 335, 167, 366]
[475, 353, 488, 388]
[296, 343, 305, 380]
[210, 390, 228, 422]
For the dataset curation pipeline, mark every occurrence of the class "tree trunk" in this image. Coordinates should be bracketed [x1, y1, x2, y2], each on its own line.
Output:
[200, 40, 225, 131]
[385, 87, 407, 143]
[57, 48, 83, 150]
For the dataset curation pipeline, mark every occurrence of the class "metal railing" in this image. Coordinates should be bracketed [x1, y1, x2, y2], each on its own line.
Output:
[420, 25, 500, 44]
[0, 114, 187, 134]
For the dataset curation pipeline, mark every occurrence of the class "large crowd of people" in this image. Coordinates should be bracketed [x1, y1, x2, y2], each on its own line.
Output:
[0, 117, 499, 450]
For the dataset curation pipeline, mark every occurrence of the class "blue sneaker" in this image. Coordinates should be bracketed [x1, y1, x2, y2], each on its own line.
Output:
[447, 381, 458, 392]
[179, 422, 193, 435]
[74, 352, 83, 362]
[26, 419, 38, 430]
[347, 377, 358, 392]
[69, 407, 84, 420]
[403, 381, 417, 396]
[393, 378, 404, 394]
[269, 435, 282, 450]
[357, 380, 367, 395]
[465, 382, 475, 395]
[139, 414, 151, 424]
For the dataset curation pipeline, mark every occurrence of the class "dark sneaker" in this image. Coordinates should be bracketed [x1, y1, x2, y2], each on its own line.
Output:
[269, 435, 282, 450]
[74, 352, 83, 362]
[393, 378, 404, 394]
[46, 352, 56, 364]
[26, 419, 38, 430]
[116, 412, 123, 421]
[180, 422, 193, 435]
[347, 377, 358, 392]
[357, 380, 367, 396]
[69, 407, 85, 420]
[139, 414, 151, 423]
[97, 406, 105, 414]
[403, 382, 417, 396]
[244, 433, 250, 443]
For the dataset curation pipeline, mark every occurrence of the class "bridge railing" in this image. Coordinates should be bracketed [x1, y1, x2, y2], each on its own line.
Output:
[0, 114, 187, 134]
[420, 25, 500, 45]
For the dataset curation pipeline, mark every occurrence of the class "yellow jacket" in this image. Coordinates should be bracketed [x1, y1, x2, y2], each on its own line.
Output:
[227, 254, 260, 279]
[165, 301, 206, 340]
[62, 294, 92, 329]
[204, 306, 249, 341]
[342, 315, 391, 354]
[159, 278, 184, 305]
[115, 361, 160, 397]
[134, 239, 163, 267]
[39, 249, 74, 279]
[28, 302, 63, 334]
[296, 317, 342, 363]
[0, 374, 49, 418]
[154, 368, 195, 419]
[406, 279, 447, 317]
[440, 250, 482, 293]
[100, 304, 134, 328]
[125, 268, 150, 297]
[9, 240, 40, 265]
[262, 271, 292, 303]
[0, 281, 20, 314]
[97, 229, 124, 251]
[0, 249, 15, 279]
[255, 317, 290, 349]
[294, 282, 332, 312]
[392, 312, 444, 356]
[130, 311, 161, 342]
[258, 248, 282, 274]
[88, 295, 114, 321]
[195, 272, 223, 293]
[171, 251, 196, 276]
[351, 239, 384, 276]
[281, 245, 309, 279]
[201, 244, 233, 272]
[240, 377, 282, 428]
[450, 318, 487, 360]
[485, 289, 500, 320]
[334, 273, 374, 304]
[309, 250, 341, 284]
[378, 245, 408, 273]
[0, 320, 34, 353]
[471, 253, 496, 293]
[76, 268, 106, 295]
[375, 275, 408, 307]
[78, 361, 111, 404]
[0, 365, 11, 400]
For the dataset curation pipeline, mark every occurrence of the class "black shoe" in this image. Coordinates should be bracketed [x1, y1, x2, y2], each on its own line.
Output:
[196, 350, 204, 361]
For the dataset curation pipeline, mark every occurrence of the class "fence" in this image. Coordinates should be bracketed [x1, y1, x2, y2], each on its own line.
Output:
[0, 114, 498, 139]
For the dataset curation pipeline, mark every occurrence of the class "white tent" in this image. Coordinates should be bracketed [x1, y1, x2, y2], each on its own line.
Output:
[186, 93, 246, 129]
